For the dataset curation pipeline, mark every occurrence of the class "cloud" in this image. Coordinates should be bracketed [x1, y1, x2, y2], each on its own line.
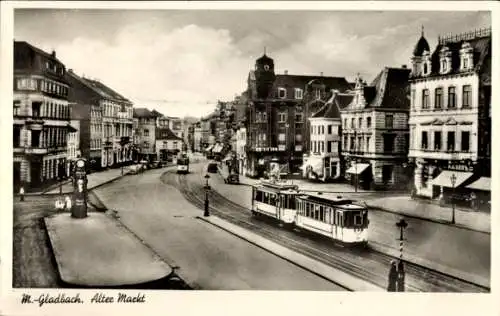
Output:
[16, 10, 490, 118]
[53, 23, 251, 117]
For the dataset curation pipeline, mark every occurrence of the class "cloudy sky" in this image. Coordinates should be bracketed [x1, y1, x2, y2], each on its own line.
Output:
[14, 9, 490, 118]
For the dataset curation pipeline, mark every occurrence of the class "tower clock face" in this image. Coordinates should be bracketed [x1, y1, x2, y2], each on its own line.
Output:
[264, 64, 270, 71]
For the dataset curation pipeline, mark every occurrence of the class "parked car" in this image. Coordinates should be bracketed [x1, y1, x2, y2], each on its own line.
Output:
[127, 164, 144, 175]
[207, 162, 218, 173]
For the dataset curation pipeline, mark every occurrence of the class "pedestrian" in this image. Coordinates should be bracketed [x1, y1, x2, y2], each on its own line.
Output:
[19, 185, 25, 202]
[387, 260, 398, 292]
[65, 196, 72, 211]
[397, 260, 405, 292]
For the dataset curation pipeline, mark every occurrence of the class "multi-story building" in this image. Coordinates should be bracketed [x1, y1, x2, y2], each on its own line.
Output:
[303, 92, 348, 181]
[66, 102, 92, 171]
[13, 42, 73, 191]
[66, 69, 134, 169]
[341, 67, 411, 190]
[193, 121, 202, 152]
[408, 28, 491, 202]
[168, 117, 183, 139]
[155, 128, 184, 161]
[235, 126, 247, 175]
[186, 124, 194, 152]
[133, 108, 158, 161]
[66, 119, 80, 176]
[245, 53, 351, 177]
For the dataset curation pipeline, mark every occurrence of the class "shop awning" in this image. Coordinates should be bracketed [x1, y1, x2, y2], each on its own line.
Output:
[432, 170, 473, 188]
[466, 177, 491, 191]
[346, 163, 370, 175]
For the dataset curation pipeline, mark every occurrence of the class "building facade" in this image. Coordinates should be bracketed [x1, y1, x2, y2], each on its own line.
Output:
[66, 70, 134, 169]
[408, 28, 491, 202]
[235, 126, 248, 175]
[13, 42, 73, 191]
[193, 121, 202, 152]
[155, 128, 183, 161]
[303, 93, 346, 182]
[341, 68, 412, 190]
[245, 53, 351, 178]
[133, 108, 158, 161]
[66, 119, 80, 175]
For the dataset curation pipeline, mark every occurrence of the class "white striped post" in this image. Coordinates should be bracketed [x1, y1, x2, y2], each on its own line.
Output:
[396, 219, 408, 292]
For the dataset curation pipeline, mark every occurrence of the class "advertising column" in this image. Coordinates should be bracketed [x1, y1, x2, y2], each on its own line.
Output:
[72, 158, 88, 218]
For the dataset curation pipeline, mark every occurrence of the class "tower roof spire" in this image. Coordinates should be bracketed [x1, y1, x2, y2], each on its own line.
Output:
[421, 25, 424, 37]
[264, 46, 267, 55]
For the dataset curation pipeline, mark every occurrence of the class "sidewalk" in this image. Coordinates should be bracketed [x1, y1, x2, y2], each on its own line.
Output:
[45, 212, 172, 286]
[367, 196, 490, 234]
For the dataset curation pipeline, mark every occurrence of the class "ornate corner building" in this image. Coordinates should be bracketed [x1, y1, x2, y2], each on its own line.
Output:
[408, 28, 491, 200]
[340, 67, 412, 190]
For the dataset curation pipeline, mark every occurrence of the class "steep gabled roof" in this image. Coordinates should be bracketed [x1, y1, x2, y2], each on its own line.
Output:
[81, 78, 131, 103]
[150, 109, 164, 117]
[366, 67, 410, 109]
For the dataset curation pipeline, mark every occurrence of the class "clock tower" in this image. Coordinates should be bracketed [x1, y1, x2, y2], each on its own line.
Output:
[254, 53, 276, 99]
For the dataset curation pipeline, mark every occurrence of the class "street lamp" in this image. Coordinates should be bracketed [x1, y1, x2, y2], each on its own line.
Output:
[450, 173, 457, 224]
[204, 174, 211, 217]
[395, 218, 408, 292]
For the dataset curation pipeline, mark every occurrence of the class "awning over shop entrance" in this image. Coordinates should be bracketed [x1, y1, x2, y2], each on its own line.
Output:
[432, 170, 473, 188]
[466, 177, 491, 191]
[346, 163, 370, 175]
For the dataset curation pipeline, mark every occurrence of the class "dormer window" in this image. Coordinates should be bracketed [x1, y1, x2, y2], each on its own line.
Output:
[278, 88, 286, 99]
[439, 46, 452, 75]
[294, 88, 303, 100]
[421, 50, 431, 76]
[460, 42, 474, 71]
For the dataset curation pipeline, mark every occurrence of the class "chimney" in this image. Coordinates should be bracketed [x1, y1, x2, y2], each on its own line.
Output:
[51, 50, 56, 58]
[68, 69, 73, 73]
[284, 70, 288, 75]
[320, 72, 324, 76]
[401, 64, 407, 69]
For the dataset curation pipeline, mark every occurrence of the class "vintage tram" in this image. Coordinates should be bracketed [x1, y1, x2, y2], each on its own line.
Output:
[251, 180, 300, 224]
[295, 193, 369, 245]
[176, 156, 190, 174]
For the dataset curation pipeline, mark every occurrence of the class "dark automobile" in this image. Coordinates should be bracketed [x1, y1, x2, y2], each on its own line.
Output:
[150, 160, 163, 169]
[207, 162, 218, 173]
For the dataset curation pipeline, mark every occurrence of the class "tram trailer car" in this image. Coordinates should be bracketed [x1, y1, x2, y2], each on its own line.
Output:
[295, 193, 369, 245]
[251, 181, 300, 225]
[177, 157, 190, 174]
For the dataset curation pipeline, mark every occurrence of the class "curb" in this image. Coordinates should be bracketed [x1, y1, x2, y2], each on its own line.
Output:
[369, 241, 490, 290]
[367, 204, 490, 235]
[197, 215, 383, 292]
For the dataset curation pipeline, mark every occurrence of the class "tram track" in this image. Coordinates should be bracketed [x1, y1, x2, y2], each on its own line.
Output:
[164, 170, 488, 293]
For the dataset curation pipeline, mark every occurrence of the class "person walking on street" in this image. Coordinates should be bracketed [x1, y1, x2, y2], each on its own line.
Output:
[387, 260, 398, 292]
[19, 186, 25, 202]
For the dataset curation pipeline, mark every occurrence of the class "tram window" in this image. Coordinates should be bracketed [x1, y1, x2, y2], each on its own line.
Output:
[264, 192, 268, 204]
[319, 206, 324, 222]
[289, 195, 296, 210]
[354, 212, 362, 226]
[269, 194, 276, 206]
[256, 190, 263, 202]
[305, 203, 310, 217]
[325, 207, 330, 224]
[314, 205, 320, 220]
